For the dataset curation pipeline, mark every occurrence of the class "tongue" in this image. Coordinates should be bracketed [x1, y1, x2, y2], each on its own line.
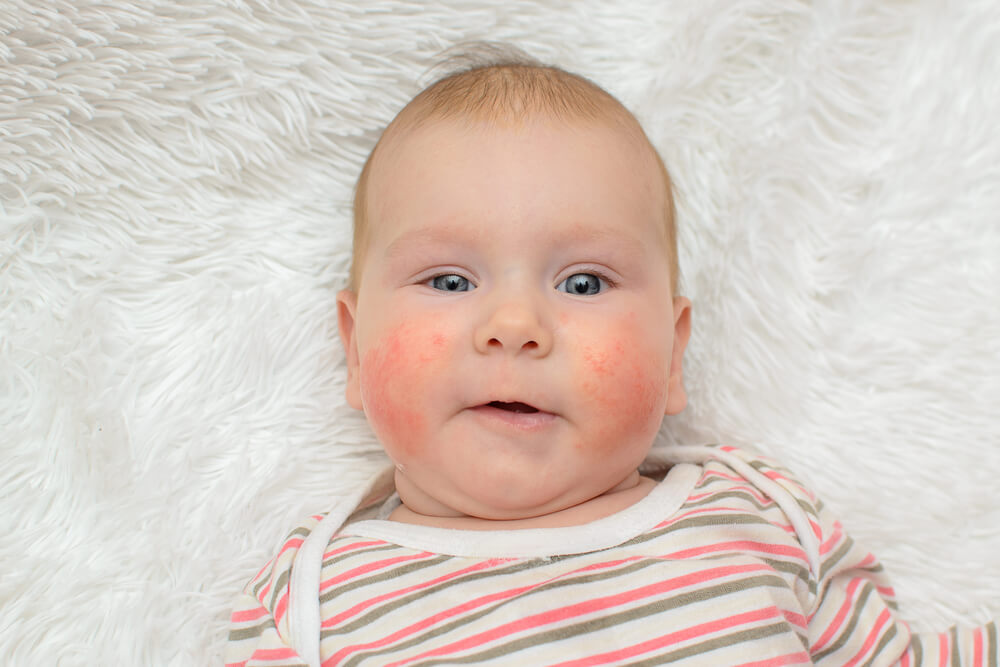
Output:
[489, 401, 538, 414]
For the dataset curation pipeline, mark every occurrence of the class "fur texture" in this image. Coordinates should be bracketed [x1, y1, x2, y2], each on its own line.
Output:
[1, 1, 997, 664]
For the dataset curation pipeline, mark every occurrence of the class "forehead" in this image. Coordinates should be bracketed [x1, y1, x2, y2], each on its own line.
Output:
[366, 115, 666, 248]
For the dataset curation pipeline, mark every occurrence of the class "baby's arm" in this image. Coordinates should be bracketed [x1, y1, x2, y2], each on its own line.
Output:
[224, 520, 321, 667]
[738, 448, 999, 666]
[806, 514, 997, 665]
[225, 588, 309, 667]
[901, 625, 998, 665]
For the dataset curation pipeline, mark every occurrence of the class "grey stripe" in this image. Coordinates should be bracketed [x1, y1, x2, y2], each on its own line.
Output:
[810, 581, 877, 662]
[263, 539, 398, 611]
[319, 553, 453, 605]
[345, 572, 789, 667]
[268, 567, 290, 611]
[910, 630, 924, 665]
[324, 557, 550, 640]
[627, 512, 780, 546]
[336, 558, 711, 665]
[869, 623, 899, 665]
[623, 513, 812, 591]
[687, 476, 789, 509]
[628, 621, 797, 667]
[817, 536, 856, 581]
[228, 620, 272, 642]
[422, 601, 794, 667]
[952, 625, 962, 666]
[988, 621, 998, 667]
[323, 541, 401, 570]
[250, 525, 326, 599]
[680, 488, 781, 513]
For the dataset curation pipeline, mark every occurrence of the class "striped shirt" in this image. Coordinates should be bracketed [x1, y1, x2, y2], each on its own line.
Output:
[226, 444, 997, 666]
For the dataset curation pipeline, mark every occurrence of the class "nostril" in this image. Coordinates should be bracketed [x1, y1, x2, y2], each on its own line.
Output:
[480, 334, 544, 354]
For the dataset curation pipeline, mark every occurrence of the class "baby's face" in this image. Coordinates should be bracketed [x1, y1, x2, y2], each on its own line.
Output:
[338, 115, 690, 521]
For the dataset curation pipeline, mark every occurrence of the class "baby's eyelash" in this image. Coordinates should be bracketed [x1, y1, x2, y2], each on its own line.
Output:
[562, 268, 617, 288]
[588, 270, 616, 288]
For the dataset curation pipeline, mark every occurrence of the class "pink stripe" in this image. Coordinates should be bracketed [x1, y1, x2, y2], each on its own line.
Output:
[875, 582, 897, 600]
[700, 470, 756, 485]
[655, 505, 794, 534]
[224, 661, 247, 667]
[855, 553, 877, 569]
[974, 627, 984, 665]
[697, 473, 774, 505]
[323, 539, 386, 560]
[273, 586, 290, 626]
[321, 559, 505, 628]
[230, 605, 270, 623]
[939, 632, 950, 666]
[843, 608, 893, 667]
[258, 581, 273, 606]
[278, 551, 433, 626]
[899, 646, 911, 667]
[323, 583, 542, 666]
[251, 647, 300, 661]
[256, 537, 304, 608]
[781, 608, 808, 631]
[320, 552, 433, 591]
[733, 650, 812, 667]
[549, 607, 784, 667]
[808, 519, 821, 542]
[251, 558, 275, 586]
[378, 564, 772, 667]
[322, 557, 654, 665]
[810, 577, 864, 652]
[667, 540, 806, 561]
[819, 522, 844, 555]
[275, 537, 304, 562]
[763, 469, 811, 499]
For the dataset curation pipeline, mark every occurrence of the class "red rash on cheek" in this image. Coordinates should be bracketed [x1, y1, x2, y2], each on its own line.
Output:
[578, 330, 667, 451]
[582, 340, 624, 377]
[359, 323, 447, 456]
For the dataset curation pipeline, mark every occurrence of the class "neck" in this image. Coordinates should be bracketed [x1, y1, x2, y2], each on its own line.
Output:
[389, 471, 656, 531]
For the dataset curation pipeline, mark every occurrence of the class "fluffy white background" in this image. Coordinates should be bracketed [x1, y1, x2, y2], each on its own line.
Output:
[2, 1, 997, 664]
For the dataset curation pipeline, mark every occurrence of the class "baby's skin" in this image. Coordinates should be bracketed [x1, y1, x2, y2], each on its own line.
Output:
[336, 114, 692, 529]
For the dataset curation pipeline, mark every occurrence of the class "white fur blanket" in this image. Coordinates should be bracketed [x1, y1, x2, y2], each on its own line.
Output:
[2, 2, 997, 664]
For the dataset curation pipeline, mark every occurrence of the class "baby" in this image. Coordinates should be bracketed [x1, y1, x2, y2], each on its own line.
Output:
[226, 51, 996, 666]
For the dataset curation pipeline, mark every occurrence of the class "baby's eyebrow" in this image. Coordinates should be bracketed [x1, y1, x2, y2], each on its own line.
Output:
[383, 225, 480, 259]
[383, 223, 648, 260]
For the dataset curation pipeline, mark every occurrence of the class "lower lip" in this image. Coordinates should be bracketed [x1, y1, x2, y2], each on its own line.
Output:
[468, 405, 557, 432]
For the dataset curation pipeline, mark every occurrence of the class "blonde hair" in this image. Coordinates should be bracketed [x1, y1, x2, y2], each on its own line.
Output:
[350, 45, 679, 293]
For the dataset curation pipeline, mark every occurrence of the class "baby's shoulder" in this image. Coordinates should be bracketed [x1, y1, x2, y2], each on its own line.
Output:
[659, 444, 828, 572]
[246, 513, 325, 591]
[659, 443, 821, 509]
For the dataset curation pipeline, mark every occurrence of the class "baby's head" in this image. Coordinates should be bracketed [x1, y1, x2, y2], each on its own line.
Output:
[337, 49, 692, 523]
[349, 52, 679, 294]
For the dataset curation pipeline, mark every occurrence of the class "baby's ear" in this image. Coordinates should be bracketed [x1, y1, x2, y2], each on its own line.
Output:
[664, 296, 692, 416]
[336, 289, 364, 410]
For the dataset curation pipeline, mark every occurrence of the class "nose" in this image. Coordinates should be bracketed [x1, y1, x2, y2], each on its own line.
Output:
[474, 296, 553, 358]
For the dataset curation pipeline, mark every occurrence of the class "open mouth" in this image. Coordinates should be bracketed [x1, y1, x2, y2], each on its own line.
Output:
[486, 401, 539, 414]
[471, 400, 554, 431]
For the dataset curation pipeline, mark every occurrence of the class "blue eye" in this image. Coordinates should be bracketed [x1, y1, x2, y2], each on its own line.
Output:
[429, 274, 473, 292]
[557, 273, 606, 295]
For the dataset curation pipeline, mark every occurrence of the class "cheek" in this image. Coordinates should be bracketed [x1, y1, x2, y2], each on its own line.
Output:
[575, 316, 668, 448]
[359, 322, 448, 457]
